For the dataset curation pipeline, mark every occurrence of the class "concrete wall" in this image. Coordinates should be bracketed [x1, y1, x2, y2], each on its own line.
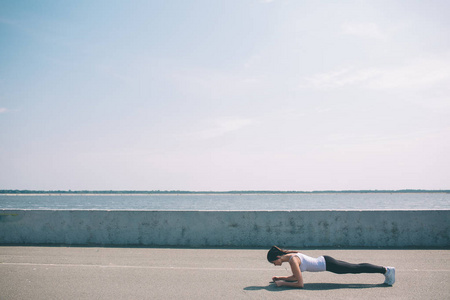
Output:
[1, 210, 449, 248]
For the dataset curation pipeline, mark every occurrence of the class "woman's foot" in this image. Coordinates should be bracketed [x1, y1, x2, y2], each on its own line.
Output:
[383, 267, 395, 285]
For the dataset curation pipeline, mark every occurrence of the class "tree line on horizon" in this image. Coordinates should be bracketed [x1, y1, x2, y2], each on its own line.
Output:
[0, 189, 448, 194]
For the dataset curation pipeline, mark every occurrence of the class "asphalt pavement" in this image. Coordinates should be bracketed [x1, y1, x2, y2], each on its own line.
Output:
[1, 246, 449, 299]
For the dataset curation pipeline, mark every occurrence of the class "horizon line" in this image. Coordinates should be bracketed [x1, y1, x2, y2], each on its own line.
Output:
[1, 189, 449, 194]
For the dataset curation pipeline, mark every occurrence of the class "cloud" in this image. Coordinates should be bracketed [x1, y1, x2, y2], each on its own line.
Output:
[244, 54, 262, 69]
[325, 127, 450, 157]
[0, 108, 8, 113]
[301, 67, 379, 89]
[301, 57, 450, 90]
[341, 22, 386, 40]
[194, 117, 255, 139]
[366, 58, 450, 90]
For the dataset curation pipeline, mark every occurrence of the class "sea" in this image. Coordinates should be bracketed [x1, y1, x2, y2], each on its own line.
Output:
[0, 193, 449, 211]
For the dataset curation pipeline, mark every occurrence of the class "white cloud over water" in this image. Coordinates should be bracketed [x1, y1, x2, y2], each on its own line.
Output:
[301, 56, 450, 90]
[341, 22, 386, 40]
[193, 117, 255, 140]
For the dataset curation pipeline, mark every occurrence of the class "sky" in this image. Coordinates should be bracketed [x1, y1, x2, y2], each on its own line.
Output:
[1, 0, 449, 191]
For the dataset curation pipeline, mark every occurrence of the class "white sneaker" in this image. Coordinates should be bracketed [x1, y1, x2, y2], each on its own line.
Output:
[384, 267, 395, 285]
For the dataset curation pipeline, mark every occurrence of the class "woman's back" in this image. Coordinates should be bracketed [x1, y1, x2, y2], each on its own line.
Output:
[291, 253, 326, 272]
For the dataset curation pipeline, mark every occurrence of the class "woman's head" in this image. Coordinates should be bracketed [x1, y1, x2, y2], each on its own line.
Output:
[267, 245, 289, 263]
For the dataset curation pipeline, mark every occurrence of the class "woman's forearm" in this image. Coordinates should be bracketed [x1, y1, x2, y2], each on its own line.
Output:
[274, 275, 296, 281]
[279, 280, 304, 288]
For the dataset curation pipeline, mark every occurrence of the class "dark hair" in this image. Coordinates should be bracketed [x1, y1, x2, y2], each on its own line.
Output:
[267, 245, 297, 262]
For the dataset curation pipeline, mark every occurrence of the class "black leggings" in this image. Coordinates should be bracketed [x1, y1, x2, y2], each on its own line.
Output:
[324, 256, 385, 274]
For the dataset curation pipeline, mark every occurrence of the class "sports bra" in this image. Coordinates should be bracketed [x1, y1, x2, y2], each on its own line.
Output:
[289, 253, 326, 272]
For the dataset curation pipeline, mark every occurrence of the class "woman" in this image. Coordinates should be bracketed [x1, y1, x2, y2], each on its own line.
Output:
[267, 246, 395, 288]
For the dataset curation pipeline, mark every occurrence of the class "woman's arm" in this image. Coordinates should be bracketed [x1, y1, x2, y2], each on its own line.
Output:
[272, 275, 296, 281]
[275, 257, 304, 288]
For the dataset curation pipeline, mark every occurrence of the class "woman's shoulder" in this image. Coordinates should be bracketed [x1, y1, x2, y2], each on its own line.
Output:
[288, 253, 301, 262]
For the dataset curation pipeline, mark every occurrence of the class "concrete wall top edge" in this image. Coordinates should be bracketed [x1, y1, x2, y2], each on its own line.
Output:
[1, 209, 449, 212]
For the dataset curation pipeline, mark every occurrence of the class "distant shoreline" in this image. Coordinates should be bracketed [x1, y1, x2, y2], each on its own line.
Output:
[1, 189, 449, 195]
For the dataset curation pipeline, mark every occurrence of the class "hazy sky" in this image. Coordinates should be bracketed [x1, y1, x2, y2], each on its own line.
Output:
[1, 0, 449, 191]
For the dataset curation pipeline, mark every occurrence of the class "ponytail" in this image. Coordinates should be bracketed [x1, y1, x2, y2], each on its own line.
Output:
[267, 245, 298, 262]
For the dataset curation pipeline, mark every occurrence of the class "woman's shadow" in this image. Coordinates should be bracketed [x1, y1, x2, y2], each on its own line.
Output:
[244, 282, 388, 291]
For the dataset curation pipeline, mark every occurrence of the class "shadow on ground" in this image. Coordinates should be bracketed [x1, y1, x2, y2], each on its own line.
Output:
[244, 283, 389, 291]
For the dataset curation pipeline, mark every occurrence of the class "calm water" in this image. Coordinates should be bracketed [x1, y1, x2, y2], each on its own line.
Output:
[0, 193, 449, 210]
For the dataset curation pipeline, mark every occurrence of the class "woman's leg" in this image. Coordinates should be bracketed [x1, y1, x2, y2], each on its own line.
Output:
[324, 256, 385, 274]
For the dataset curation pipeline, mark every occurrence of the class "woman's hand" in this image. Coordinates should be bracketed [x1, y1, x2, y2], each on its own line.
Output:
[275, 280, 284, 287]
[271, 256, 305, 288]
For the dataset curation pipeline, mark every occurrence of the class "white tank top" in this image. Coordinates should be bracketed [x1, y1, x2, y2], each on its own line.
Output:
[290, 253, 326, 272]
